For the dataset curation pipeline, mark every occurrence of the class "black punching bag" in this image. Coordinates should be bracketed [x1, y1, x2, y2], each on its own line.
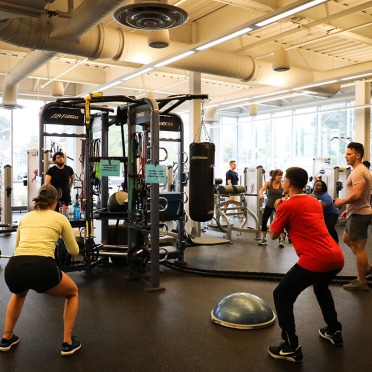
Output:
[189, 142, 215, 222]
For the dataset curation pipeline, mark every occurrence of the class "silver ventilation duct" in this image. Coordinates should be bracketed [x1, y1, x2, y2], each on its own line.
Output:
[113, 0, 188, 30]
[0, 0, 347, 108]
[0, 0, 124, 108]
[301, 83, 341, 98]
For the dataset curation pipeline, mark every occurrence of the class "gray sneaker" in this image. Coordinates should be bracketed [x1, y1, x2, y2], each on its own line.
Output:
[258, 238, 267, 245]
[366, 266, 372, 278]
[278, 239, 285, 248]
[343, 279, 369, 291]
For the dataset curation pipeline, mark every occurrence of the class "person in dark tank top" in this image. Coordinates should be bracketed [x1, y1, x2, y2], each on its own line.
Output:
[258, 169, 286, 247]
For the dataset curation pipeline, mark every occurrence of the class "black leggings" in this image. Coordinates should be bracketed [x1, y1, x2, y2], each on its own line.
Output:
[273, 264, 342, 349]
[324, 214, 339, 243]
[261, 205, 275, 232]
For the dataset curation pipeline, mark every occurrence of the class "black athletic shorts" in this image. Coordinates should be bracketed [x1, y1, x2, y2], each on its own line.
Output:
[5, 255, 62, 294]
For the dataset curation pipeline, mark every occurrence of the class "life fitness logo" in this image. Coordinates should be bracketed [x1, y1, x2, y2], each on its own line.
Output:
[50, 113, 80, 120]
[191, 156, 208, 160]
[46, 108, 84, 124]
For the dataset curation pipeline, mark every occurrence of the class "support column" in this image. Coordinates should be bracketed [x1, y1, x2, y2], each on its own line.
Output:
[189, 72, 202, 237]
[189, 72, 202, 143]
[355, 81, 371, 160]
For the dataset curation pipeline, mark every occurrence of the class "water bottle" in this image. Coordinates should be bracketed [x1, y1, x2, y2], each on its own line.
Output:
[68, 204, 74, 221]
[73, 204, 81, 221]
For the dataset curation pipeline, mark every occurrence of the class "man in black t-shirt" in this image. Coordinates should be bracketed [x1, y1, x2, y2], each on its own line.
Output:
[45, 152, 74, 207]
[226, 160, 239, 186]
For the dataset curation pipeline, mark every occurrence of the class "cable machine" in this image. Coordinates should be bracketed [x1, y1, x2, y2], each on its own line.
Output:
[39, 98, 109, 274]
[38, 93, 207, 290]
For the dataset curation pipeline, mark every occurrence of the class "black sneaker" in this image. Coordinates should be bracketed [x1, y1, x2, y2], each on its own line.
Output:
[61, 337, 81, 356]
[268, 342, 303, 362]
[319, 327, 343, 346]
[0, 335, 20, 351]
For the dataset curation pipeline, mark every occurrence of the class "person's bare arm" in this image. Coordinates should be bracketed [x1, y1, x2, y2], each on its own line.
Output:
[69, 174, 74, 188]
[45, 174, 52, 185]
[334, 182, 365, 207]
[258, 182, 269, 199]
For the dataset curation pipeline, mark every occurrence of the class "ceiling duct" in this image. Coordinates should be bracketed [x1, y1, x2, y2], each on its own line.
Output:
[113, 0, 188, 30]
[248, 104, 258, 116]
[300, 83, 341, 98]
[272, 49, 290, 72]
[52, 81, 65, 97]
[0, 0, 124, 108]
[148, 29, 170, 48]
[0, 83, 23, 109]
[204, 107, 218, 122]
[0, 0, 346, 108]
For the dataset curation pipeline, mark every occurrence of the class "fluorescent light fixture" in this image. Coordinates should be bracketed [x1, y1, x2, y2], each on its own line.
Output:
[100, 80, 122, 91]
[292, 80, 338, 91]
[121, 67, 154, 81]
[154, 51, 195, 67]
[196, 27, 252, 51]
[341, 73, 372, 81]
[256, 0, 327, 27]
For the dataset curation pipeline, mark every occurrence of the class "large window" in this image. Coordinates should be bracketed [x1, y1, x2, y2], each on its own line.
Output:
[293, 107, 317, 173]
[0, 99, 45, 208]
[0, 110, 11, 169]
[210, 100, 370, 180]
[319, 102, 351, 165]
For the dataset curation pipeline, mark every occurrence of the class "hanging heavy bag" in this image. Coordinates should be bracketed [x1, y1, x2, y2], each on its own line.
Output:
[189, 141, 215, 222]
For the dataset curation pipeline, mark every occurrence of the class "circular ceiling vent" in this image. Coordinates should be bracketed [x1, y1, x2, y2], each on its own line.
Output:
[113, 3, 189, 30]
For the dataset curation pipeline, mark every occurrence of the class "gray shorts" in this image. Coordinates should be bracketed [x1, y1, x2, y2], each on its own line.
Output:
[345, 214, 372, 240]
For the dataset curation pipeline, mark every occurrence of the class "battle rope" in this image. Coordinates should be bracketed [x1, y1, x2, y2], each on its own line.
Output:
[161, 261, 371, 287]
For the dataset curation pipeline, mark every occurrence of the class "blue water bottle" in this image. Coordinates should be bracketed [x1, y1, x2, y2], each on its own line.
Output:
[73, 203, 81, 221]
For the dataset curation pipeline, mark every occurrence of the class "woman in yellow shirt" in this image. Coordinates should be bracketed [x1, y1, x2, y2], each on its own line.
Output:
[0, 184, 81, 356]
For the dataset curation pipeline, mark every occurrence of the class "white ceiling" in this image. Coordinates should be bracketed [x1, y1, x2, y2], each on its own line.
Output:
[0, 0, 371, 114]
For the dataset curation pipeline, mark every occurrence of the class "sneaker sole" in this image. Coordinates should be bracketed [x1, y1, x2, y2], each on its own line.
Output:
[61, 344, 81, 356]
[0, 339, 19, 352]
[267, 349, 302, 363]
[318, 330, 343, 346]
[343, 284, 369, 291]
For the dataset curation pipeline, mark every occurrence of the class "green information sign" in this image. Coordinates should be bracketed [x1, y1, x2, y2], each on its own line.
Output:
[146, 164, 167, 184]
[100, 160, 120, 176]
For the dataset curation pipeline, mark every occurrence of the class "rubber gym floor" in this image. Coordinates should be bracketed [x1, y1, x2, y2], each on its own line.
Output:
[1, 215, 372, 372]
